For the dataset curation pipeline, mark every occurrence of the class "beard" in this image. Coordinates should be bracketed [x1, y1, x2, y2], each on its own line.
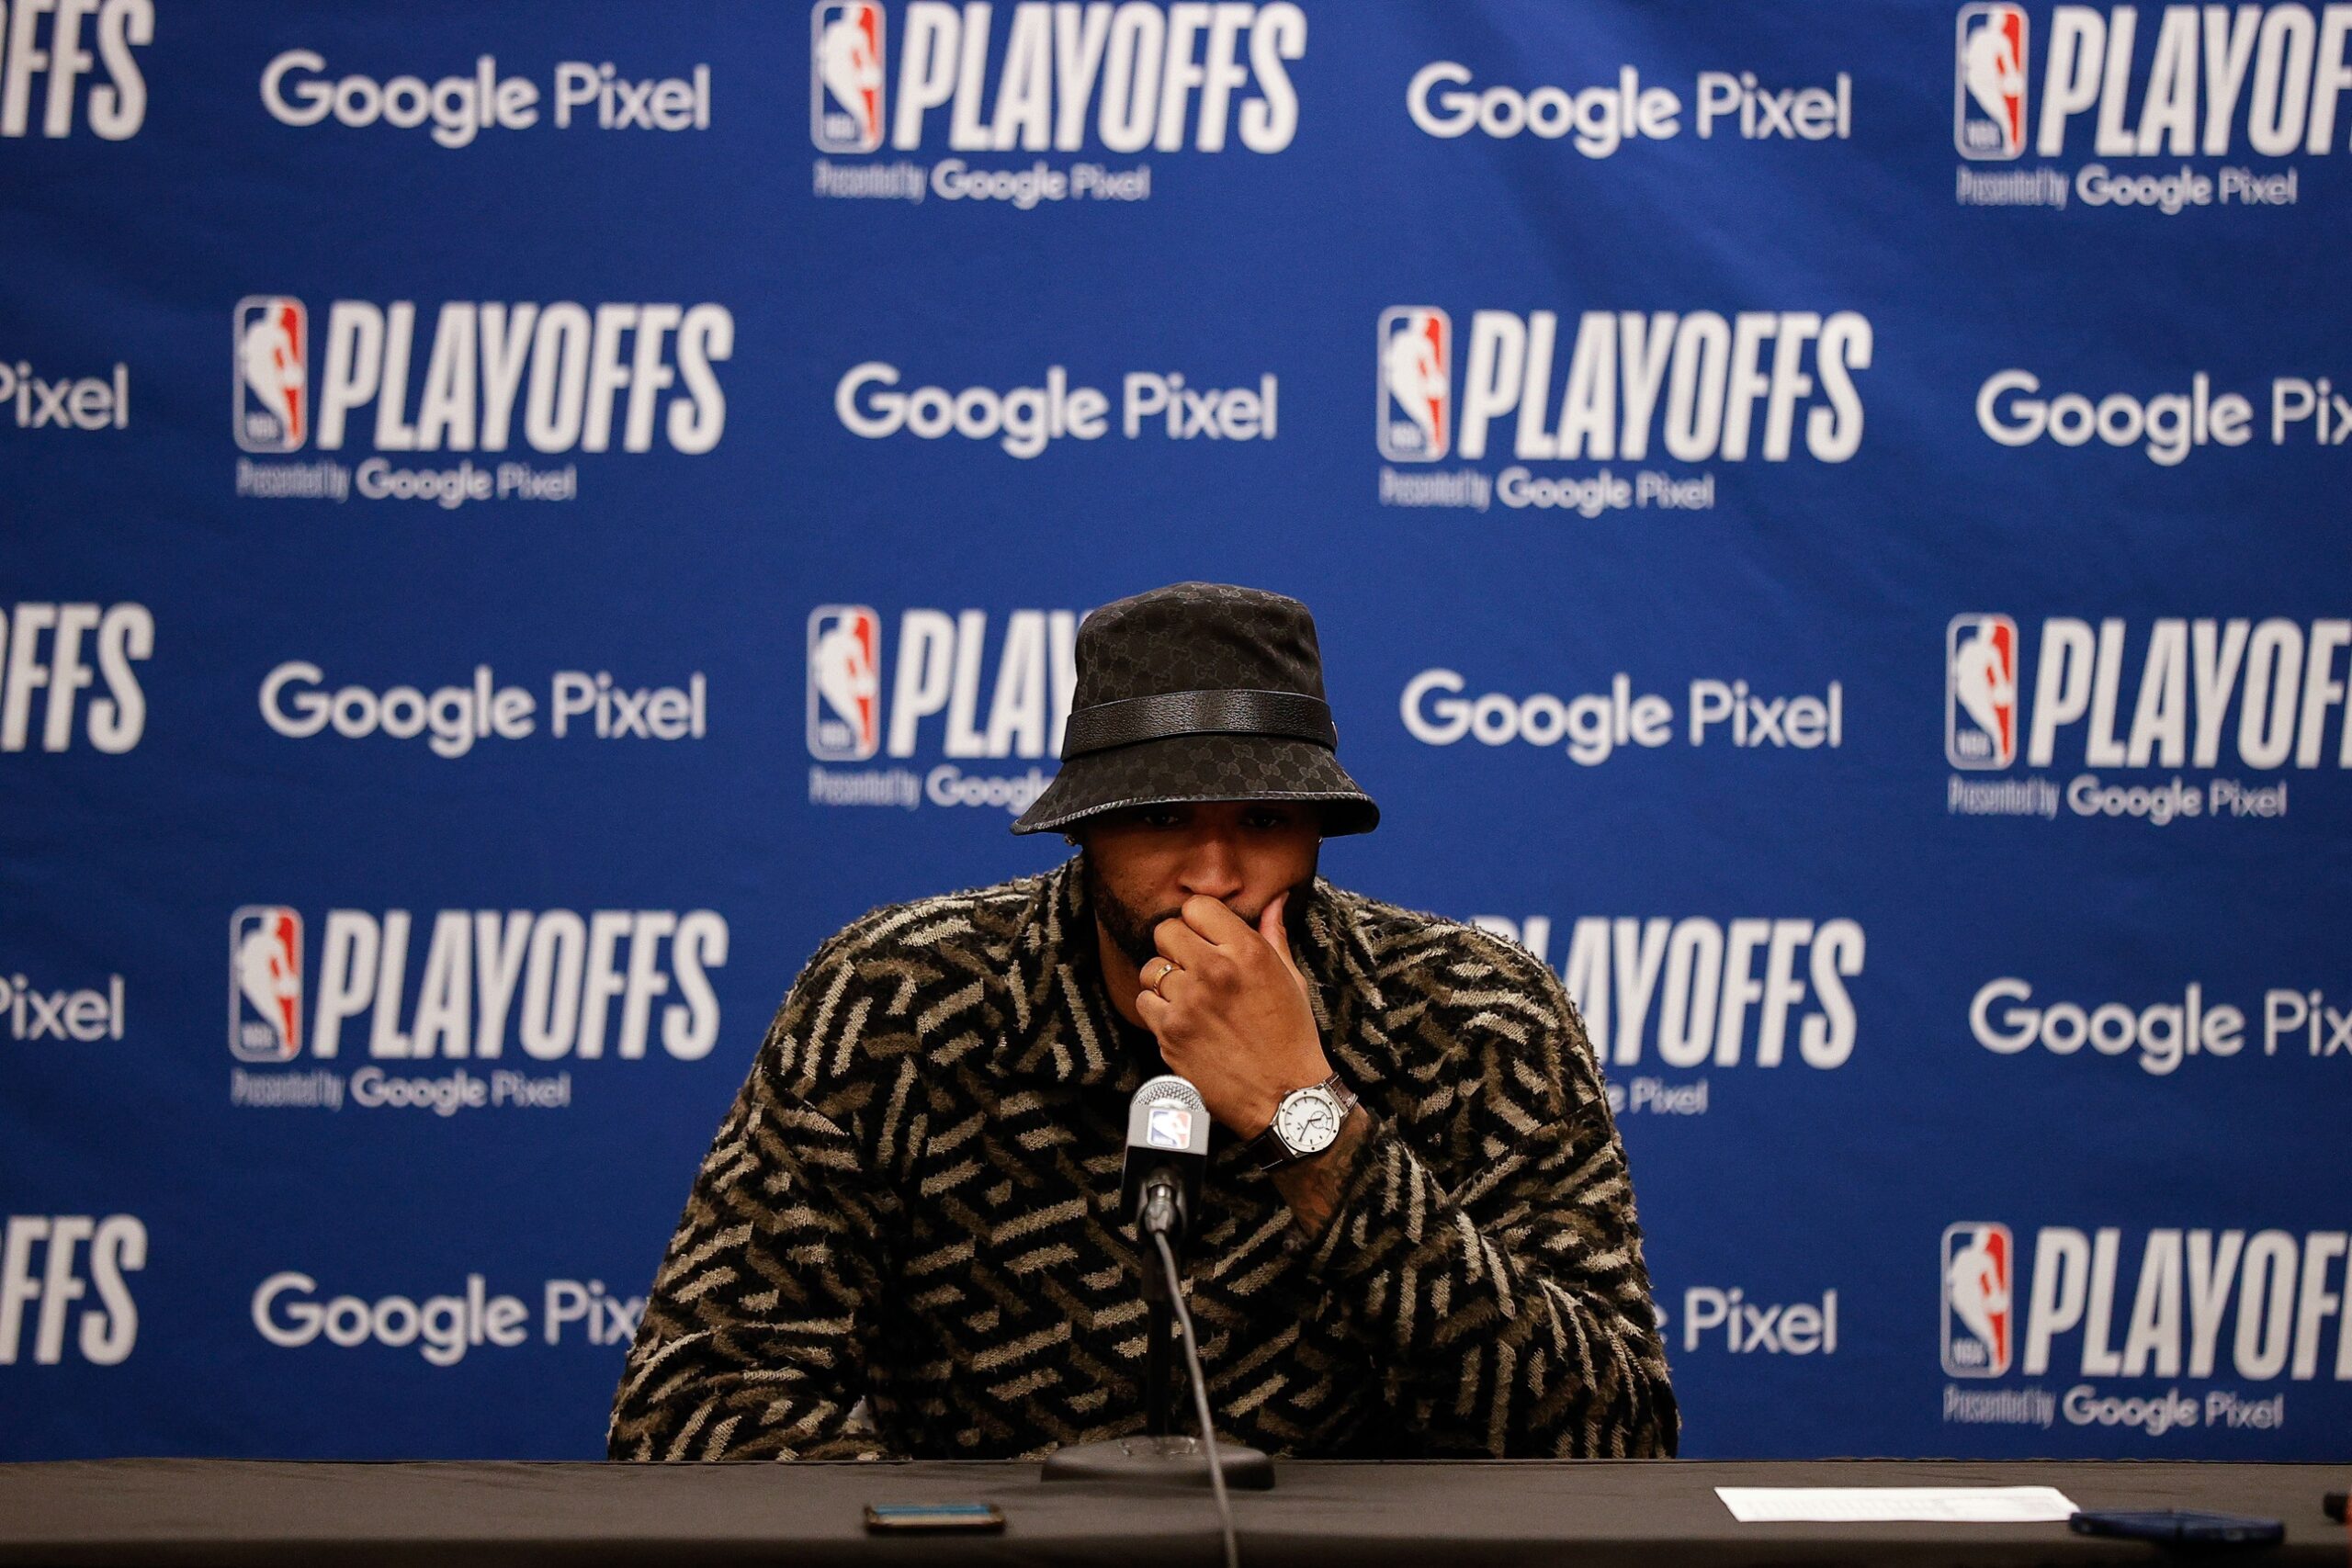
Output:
[1083, 847, 1320, 971]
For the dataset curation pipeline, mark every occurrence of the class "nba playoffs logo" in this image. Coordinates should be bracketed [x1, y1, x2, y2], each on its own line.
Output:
[812, 2, 885, 152]
[1942, 1222, 2013, 1376]
[1377, 308, 1451, 462]
[1955, 5, 2027, 159]
[1947, 614, 2018, 769]
[230, 907, 303, 1063]
[808, 606, 881, 761]
[233, 297, 308, 452]
[1146, 1105, 1194, 1151]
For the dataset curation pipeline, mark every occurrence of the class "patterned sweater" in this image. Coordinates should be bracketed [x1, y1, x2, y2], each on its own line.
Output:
[608, 859, 1678, 1461]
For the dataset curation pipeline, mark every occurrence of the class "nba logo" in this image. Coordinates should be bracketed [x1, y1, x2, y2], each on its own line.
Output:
[808, 605, 882, 761]
[1377, 308, 1451, 462]
[1942, 1222, 2014, 1377]
[233, 297, 308, 453]
[812, 2, 886, 152]
[1956, 5, 2028, 159]
[230, 907, 303, 1063]
[1947, 614, 2018, 769]
[1146, 1106, 1194, 1152]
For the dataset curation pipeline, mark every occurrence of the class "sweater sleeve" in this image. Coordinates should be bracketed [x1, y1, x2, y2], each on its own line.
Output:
[608, 942, 905, 1461]
[1304, 942, 1679, 1459]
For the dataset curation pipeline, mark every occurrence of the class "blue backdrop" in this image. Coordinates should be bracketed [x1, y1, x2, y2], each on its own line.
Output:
[5, 0, 2348, 1462]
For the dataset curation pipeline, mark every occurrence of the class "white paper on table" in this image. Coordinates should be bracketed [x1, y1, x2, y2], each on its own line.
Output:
[1714, 1486, 2080, 1524]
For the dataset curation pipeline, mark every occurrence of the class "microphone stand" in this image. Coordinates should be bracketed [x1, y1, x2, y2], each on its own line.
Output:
[1040, 1167, 1273, 1490]
[1140, 1173, 1178, 1440]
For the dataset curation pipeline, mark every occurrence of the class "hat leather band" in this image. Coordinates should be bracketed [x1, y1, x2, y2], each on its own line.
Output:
[1060, 689, 1336, 760]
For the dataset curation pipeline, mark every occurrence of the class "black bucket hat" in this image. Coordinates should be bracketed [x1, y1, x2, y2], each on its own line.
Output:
[1011, 582, 1380, 837]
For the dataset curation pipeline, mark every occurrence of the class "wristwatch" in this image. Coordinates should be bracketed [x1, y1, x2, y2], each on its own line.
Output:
[1241, 1074, 1358, 1171]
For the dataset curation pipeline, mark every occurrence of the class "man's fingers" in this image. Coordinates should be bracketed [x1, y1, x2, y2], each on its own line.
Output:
[1181, 895, 1256, 946]
[1136, 987, 1172, 1031]
[1154, 914, 1218, 968]
[1256, 892, 1288, 951]
[1257, 892, 1310, 988]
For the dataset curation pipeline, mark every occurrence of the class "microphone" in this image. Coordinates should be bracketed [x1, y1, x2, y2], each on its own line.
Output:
[1120, 1074, 1210, 1444]
[1120, 1073, 1211, 1247]
[1042, 1070, 1272, 1511]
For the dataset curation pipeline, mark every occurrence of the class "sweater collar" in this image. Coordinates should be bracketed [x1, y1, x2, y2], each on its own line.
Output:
[989, 856, 1389, 1091]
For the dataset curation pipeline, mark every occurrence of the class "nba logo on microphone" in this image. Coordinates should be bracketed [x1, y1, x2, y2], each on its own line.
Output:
[230, 907, 303, 1063]
[233, 297, 308, 453]
[812, 2, 886, 152]
[1942, 1222, 2013, 1377]
[1377, 307, 1451, 462]
[1955, 5, 2028, 159]
[1146, 1106, 1194, 1152]
[1947, 614, 2018, 769]
[808, 606, 882, 761]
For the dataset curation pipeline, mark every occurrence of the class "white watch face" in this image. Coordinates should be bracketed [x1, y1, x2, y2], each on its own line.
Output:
[1274, 1087, 1341, 1155]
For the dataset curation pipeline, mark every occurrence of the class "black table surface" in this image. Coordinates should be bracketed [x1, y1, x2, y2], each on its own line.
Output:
[0, 1457, 2345, 1566]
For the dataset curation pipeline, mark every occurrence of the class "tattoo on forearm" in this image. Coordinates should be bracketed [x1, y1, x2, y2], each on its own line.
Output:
[1270, 1105, 1374, 1242]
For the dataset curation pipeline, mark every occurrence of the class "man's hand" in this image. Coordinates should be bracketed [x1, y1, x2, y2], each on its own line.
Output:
[1134, 891, 1329, 1135]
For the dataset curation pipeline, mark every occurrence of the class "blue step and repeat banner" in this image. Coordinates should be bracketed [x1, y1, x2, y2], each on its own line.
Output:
[5, 0, 2349, 1463]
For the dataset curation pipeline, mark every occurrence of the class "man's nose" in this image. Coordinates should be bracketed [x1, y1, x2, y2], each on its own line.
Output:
[1176, 830, 1245, 900]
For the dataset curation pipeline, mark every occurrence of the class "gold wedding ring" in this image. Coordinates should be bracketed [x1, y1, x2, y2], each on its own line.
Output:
[1143, 957, 1181, 997]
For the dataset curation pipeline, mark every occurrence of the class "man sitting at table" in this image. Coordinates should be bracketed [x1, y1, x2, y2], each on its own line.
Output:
[608, 583, 1679, 1461]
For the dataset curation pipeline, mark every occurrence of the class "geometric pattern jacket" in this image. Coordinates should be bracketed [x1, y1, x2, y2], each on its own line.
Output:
[608, 858, 1679, 1461]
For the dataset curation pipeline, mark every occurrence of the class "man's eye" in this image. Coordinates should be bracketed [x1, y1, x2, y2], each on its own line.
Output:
[1138, 809, 1182, 829]
[1245, 810, 1294, 829]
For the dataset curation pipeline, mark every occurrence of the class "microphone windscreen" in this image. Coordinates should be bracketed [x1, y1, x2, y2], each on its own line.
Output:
[1133, 1073, 1204, 1111]
[1126, 1074, 1211, 1160]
